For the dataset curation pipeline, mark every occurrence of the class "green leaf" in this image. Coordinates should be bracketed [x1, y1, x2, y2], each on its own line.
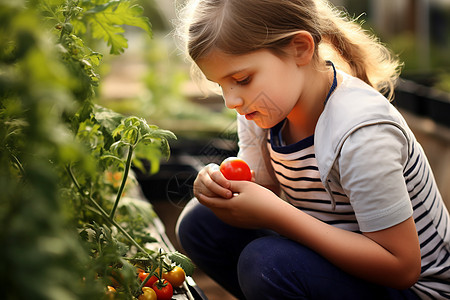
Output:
[160, 138, 171, 159]
[145, 128, 177, 141]
[131, 156, 146, 173]
[82, 0, 152, 54]
[110, 140, 130, 156]
[86, 52, 102, 66]
[168, 252, 195, 277]
[99, 154, 124, 169]
[93, 104, 124, 133]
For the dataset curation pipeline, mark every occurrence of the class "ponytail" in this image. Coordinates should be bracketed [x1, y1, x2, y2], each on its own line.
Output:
[316, 1, 402, 100]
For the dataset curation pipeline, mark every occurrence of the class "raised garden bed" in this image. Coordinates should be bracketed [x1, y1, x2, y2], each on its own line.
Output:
[123, 183, 206, 300]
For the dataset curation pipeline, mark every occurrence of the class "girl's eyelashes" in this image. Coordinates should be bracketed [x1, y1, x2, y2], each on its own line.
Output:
[236, 76, 251, 85]
[213, 76, 251, 89]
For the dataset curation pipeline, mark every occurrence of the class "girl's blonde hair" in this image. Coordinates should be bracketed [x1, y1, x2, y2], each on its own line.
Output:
[177, 0, 402, 99]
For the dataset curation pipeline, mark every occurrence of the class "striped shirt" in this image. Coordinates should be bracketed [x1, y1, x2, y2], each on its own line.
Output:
[268, 120, 450, 299]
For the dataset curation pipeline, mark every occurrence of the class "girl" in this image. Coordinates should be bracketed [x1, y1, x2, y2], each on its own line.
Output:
[175, 0, 450, 299]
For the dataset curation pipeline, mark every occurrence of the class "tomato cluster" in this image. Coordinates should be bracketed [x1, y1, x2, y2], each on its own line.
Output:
[105, 266, 186, 299]
[137, 266, 186, 300]
[219, 157, 252, 181]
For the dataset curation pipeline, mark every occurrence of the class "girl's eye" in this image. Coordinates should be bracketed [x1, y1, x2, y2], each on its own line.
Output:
[236, 76, 251, 85]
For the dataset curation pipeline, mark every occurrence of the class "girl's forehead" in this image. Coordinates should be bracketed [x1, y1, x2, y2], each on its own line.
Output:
[197, 50, 251, 81]
[199, 49, 249, 65]
[197, 49, 277, 81]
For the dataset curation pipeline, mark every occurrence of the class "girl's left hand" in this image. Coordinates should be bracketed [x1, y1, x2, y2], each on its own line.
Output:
[196, 180, 283, 229]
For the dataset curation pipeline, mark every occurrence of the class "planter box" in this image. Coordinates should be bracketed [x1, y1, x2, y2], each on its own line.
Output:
[148, 214, 206, 300]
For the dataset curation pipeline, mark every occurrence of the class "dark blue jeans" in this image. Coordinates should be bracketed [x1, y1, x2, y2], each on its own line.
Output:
[176, 199, 420, 300]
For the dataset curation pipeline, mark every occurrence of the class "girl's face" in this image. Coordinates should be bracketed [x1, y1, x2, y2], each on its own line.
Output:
[197, 49, 307, 129]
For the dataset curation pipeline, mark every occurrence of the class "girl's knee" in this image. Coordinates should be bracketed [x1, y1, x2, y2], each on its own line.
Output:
[237, 236, 291, 298]
[237, 236, 318, 299]
[238, 236, 310, 270]
[238, 236, 277, 272]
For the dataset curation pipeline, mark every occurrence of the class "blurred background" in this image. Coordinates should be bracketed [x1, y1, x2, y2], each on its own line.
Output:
[97, 1, 450, 298]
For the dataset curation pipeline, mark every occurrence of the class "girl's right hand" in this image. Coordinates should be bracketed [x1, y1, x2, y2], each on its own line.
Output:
[193, 163, 233, 200]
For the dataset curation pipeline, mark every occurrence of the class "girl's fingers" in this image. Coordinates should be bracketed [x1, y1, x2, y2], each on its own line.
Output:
[209, 168, 231, 189]
[196, 193, 227, 208]
[227, 180, 247, 193]
[198, 181, 248, 208]
[194, 164, 232, 199]
[205, 163, 229, 184]
[201, 176, 232, 198]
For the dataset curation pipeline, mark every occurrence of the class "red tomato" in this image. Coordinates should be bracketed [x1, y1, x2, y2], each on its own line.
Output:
[138, 272, 158, 287]
[152, 279, 173, 300]
[162, 266, 185, 287]
[220, 157, 252, 181]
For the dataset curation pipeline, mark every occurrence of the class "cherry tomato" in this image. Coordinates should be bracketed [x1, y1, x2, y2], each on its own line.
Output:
[152, 279, 173, 300]
[108, 267, 123, 288]
[138, 287, 157, 300]
[138, 272, 158, 287]
[105, 286, 116, 300]
[162, 266, 186, 287]
[106, 286, 116, 292]
[220, 157, 252, 181]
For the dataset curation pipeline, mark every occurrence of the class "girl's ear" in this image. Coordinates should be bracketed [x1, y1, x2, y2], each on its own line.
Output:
[289, 31, 315, 66]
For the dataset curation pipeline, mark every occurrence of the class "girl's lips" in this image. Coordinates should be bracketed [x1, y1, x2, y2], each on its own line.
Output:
[245, 112, 257, 120]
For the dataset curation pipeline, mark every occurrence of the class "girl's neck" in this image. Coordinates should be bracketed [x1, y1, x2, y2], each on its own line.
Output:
[283, 62, 336, 145]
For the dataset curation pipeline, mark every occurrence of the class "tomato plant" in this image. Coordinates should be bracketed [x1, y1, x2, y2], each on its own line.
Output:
[220, 157, 252, 181]
[152, 279, 173, 300]
[0, 1, 194, 299]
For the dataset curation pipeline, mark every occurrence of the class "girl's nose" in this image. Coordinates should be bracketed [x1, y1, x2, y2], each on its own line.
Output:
[222, 89, 244, 110]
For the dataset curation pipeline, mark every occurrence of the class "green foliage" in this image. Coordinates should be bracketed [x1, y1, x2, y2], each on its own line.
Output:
[73, 0, 152, 55]
[0, 2, 103, 298]
[80, 222, 141, 298]
[0, 0, 192, 299]
[116, 198, 159, 246]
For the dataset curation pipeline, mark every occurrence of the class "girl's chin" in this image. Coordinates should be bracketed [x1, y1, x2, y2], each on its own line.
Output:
[251, 118, 277, 129]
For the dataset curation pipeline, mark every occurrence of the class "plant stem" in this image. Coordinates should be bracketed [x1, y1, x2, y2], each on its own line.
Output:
[10, 152, 25, 178]
[109, 144, 133, 219]
[138, 264, 159, 291]
[65, 165, 151, 256]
